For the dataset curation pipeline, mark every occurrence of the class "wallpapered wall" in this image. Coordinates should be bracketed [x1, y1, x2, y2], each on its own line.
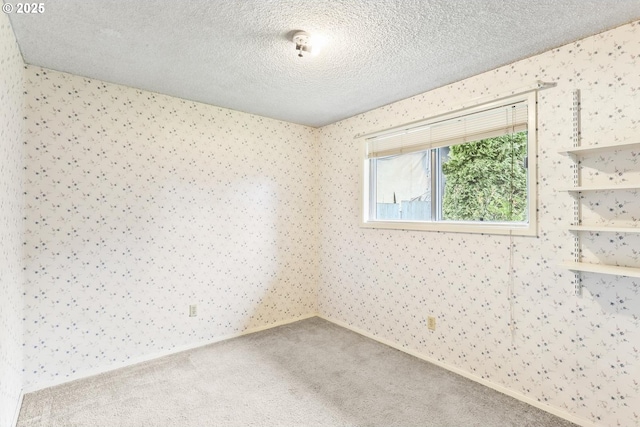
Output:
[0, 11, 25, 427]
[317, 21, 639, 427]
[22, 67, 319, 391]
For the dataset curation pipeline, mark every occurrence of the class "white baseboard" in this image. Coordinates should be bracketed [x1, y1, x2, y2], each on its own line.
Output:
[318, 314, 598, 427]
[11, 389, 24, 427]
[24, 313, 317, 393]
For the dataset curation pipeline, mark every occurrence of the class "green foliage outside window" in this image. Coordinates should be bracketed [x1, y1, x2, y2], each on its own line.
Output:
[441, 132, 528, 222]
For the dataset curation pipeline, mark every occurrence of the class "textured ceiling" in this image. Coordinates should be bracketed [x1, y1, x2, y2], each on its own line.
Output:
[7, 0, 640, 127]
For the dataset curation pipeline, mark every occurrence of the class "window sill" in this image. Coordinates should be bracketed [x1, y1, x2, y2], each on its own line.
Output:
[360, 219, 537, 236]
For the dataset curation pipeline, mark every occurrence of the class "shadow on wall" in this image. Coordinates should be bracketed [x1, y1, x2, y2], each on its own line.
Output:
[581, 274, 640, 317]
[148, 173, 315, 337]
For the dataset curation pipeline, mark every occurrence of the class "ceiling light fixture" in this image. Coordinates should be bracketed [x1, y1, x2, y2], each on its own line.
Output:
[292, 31, 311, 57]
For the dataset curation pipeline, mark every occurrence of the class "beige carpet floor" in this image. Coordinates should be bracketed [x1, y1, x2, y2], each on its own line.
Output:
[17, 317, 577, 426]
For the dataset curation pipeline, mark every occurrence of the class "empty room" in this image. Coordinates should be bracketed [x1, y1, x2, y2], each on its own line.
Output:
[1, 1, 640, 426]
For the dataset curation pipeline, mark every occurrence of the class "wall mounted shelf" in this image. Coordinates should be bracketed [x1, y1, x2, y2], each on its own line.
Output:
[566, 225, 640, 233]
[561, 261, 640, 279]
[559, 92, 639, 285]
[558, 140, 640, 156]
[560, 184, 640, 193]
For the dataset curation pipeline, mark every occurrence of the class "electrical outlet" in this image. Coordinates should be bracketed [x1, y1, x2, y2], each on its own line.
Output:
[189, 304, 197, 317]
[427, 316, 436, 331]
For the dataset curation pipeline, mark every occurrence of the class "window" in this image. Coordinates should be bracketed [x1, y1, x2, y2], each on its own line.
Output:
[361, 93, 537, 236]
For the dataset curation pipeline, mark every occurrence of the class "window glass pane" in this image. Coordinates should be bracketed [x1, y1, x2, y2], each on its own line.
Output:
[375, 151, 432, 221]
[440, 131, 528, 222]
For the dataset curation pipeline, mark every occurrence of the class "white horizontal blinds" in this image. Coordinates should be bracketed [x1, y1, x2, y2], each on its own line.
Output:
[366, 101, 528, 159]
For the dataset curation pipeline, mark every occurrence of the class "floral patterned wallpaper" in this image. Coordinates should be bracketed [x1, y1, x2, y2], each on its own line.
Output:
[0, 11, 24, 427]
[22, 67, 319, 391]
[317, 21, 640, 427]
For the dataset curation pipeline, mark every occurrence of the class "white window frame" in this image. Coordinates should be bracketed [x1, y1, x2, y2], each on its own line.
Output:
[360, 92, 538, 236]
